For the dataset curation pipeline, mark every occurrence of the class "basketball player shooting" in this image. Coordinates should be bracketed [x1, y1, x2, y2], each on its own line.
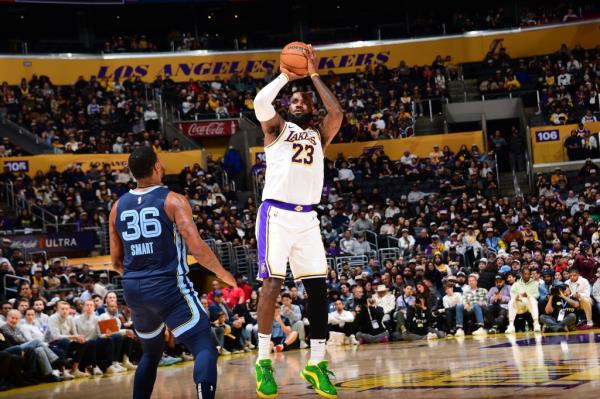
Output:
[253, 44, 343, 398]
[109, 147, 236, 399]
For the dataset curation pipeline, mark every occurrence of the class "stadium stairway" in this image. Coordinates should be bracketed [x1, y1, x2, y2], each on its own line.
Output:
[499, 170, 531, 197]
[1, 115, 56, 154]
[448, 79, 480, 103]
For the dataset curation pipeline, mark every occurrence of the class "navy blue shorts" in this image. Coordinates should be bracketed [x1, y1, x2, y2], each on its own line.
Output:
[123, 275, 210, 341]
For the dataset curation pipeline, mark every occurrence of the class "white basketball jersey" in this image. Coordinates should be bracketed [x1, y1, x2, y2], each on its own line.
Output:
[261, 121, 324, 205]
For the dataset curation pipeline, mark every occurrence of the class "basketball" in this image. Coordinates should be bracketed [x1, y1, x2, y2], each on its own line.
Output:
[280, 41, 309, 76]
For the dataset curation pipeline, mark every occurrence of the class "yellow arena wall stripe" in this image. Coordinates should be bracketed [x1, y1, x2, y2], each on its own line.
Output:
[249, 131, 485, 166]
[2, 149, 204, 177]
[531, 122, 600, 164]
[1, 20, 599, 84]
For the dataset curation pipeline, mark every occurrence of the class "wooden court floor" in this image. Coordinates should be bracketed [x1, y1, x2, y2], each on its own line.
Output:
[3, 330, 600, 399]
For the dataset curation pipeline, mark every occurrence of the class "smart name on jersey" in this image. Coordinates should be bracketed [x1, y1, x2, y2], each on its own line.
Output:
[130, 241, 155, 256]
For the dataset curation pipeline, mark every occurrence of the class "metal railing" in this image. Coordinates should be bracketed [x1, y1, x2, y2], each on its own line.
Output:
[524, 150, 534, 194]
[222, 170, 236, 192]
[362, 230, 379, 251]
[494, 154, 501, 194]
[421, 97, 448, 122]
[334, 255, 368, 275]
[1, 115, 60, 153]
[25, 250, 48, 263]
[481, 89, 540, 110]
[3, 274, 30, 298]
[378, 248, 401, 264]
[385, 236, 400, 250]
[2, 180, 16, 210]
[233, 245, 253, 282]
[215, 242, 235, 272]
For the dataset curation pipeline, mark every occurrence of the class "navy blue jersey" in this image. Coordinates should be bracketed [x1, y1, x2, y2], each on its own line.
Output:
[116, 185, 187, 279]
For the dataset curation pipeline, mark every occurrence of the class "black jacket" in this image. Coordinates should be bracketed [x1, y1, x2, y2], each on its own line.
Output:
[356, 305, 386, 335]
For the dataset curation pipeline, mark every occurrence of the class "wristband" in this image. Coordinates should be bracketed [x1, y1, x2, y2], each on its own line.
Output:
[280, 72, 290, 81]
[310, 72, 320, 79]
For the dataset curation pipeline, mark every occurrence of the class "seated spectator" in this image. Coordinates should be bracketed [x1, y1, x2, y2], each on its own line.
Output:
[355, 297, 389, 344]
[327, 299, 357, 344]
[46, 301, 91, 378]
[280, 293, 307, 349]
[506, 267, 541, 333]
[0, 325, 30, 388]
[456, 274, 488, 336]
[485, 275, 511, 333]
[97, 301, 137, 370]
[76, 300, 124, 375]
[565, 267, 594, 329]
[373, 285, 396, 327]
[402, 296, 446, 340]
[442, 281, 463, 334]
[212, 312, 243, 354]
[1, 309, 62, 382]
[271, 307, 299, 352]
[339, 230, 360, 255]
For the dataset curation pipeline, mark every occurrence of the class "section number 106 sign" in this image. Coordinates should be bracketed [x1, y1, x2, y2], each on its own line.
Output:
[535, 129, 560, 142]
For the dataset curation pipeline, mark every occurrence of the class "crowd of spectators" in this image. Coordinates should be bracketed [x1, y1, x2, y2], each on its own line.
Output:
[168, 55, 462, 140]
[100, 35, 159, 53]
[0, 75, 181, 155]
[519, 6, 584, 27]
[2, 133, 600, 390]
[476, 43, 600, 126]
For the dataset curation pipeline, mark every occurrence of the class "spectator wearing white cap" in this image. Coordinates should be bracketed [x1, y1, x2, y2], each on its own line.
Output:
[373, 285, 395, 326]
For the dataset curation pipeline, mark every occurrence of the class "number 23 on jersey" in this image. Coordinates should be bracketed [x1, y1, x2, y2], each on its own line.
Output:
[291, 143, 315, 165]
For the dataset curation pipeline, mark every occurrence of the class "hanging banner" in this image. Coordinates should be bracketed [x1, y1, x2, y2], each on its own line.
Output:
[530, 122, 600, 164]
[177, 119, 239, 138]
[2, 149, 204, 177]
[1, 19, 600, 84]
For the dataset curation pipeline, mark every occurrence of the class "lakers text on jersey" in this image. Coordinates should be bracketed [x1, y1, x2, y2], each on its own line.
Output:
[261, 121, 324, 205]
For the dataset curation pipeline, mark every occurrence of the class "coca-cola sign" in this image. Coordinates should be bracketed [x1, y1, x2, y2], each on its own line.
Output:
[177, 119, 239, 138]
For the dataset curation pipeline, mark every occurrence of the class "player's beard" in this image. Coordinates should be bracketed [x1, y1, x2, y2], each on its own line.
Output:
[287, 112, 312, 127]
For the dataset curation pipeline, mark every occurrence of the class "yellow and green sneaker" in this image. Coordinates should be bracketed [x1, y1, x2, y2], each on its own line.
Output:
[300, 361, 337, 399]
[255, 359, 278, 398]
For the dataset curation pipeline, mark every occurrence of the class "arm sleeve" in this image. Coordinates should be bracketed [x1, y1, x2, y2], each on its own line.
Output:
[253, 74, 289, 122]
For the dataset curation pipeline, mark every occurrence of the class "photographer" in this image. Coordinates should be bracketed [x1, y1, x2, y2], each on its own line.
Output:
[355, 297, 389, 344]
[540, 285, 579, 332]
[403, 296, 446, 341]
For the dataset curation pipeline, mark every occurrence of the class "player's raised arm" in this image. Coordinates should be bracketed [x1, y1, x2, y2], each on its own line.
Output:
[109, 200, 124, 275]
[253, 65, 304, 144]
[165, 192, 237, 287]
[306, 44, 343, 149]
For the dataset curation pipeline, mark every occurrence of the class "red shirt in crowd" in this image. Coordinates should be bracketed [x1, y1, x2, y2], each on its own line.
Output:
[222, 286, 246, 309]
[573, 254, 597, 283]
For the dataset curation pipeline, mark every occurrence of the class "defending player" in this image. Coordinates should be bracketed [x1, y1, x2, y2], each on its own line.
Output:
[109, 147, 236, 399]
[253, 45, 343, 398]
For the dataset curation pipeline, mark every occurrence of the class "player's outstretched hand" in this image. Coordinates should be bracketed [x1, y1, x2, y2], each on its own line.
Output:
[280, 66, 306, 81]
[306, 44, 318, 75]
[218, 271, 238, 288]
